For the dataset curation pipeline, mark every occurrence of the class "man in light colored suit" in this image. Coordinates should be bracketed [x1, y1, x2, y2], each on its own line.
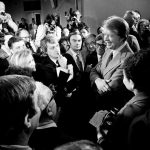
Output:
[90, 16, 134, 110]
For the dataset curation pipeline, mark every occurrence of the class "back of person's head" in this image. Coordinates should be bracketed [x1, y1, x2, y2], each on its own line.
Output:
[54, 140, 102, 150]
[123, 50, 150, 92]
[102, 15, 129, 41]
[0, 75, 38, 142]
[9, 49, 35, 71]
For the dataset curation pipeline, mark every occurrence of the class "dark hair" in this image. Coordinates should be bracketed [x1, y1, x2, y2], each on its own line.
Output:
[103, 16, 129, 41]
[137, 19, 150, 35]
[8, 36, 23, 49]
[68, 30, 82, 42]
[44, 14, 55, 25]
[123, 50, 150, 92]
[54, 140, 102, 150]
[0, 75, 36, 135]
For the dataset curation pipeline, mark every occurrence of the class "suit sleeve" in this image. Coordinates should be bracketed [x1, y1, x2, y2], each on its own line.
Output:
[90, 61, 103, 85]
[108, 52, 132, 91]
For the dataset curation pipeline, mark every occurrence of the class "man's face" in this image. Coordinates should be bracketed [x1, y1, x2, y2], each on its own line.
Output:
[103, 28, 123, 50]
[12, 41, 26, 53]
[96, 39, 106, 55]
[19, 30, 30, 42]
[70, 34, 82, 52]
[47, 42, 60, 59]
[85, 37, 96, 52]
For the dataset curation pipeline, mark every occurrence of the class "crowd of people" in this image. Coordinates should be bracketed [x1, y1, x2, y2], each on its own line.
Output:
[0, 1, 150, 150]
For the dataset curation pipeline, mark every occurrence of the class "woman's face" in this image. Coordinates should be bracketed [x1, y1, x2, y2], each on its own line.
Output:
[103, 28, 123, 50]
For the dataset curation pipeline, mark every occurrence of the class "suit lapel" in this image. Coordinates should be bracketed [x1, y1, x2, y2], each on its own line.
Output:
[103, 44, 130, 76]
[67, 49, 85, 71]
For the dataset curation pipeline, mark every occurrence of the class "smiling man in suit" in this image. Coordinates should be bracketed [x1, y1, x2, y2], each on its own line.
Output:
[90, 16, 134, 111]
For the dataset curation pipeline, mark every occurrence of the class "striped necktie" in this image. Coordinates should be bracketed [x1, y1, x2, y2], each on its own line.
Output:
[76, 53, 83, 72]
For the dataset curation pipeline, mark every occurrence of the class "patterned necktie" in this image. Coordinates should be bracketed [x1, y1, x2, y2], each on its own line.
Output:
[76, 53, 83, 72]
[106, 52, 113, 67]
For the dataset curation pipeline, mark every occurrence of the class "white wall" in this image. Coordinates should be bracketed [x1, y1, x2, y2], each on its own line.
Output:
[5, 0, 150, 33]
[41, 0, 82, 26]
[83, 0, 150, 34]
[5, 0, 81, 27]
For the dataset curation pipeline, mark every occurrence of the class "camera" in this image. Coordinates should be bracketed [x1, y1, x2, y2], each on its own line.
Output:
[0, 12, 6, 16]
[49, 24, 56, 31]
[45, 23, 56, 32]
[71, 17, 76, 22]
[0, 12, 7, 23]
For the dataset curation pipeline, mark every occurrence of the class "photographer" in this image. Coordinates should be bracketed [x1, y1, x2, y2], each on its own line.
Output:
[0, 1, 18, 34]
[65, 9, 83, 32]
[35, 14, 61, 48]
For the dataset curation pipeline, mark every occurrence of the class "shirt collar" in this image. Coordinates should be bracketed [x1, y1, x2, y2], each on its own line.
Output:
[49, 56, 57, 64]
[70, 48, 80, 58]
[111, 41, 127, 58]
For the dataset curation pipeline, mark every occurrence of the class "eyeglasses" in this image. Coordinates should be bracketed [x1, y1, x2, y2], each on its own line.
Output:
[96, 43, 106, 48]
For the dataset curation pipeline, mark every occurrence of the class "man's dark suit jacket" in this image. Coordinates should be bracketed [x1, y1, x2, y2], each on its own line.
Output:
[103, 93, 150, 150]
[90, 42, 133, 110]
[63, 49, 86, 93]
[29, 126, 73, 150]
[128, 107, 150, 150]
[60, 49, 97, 139]
[33, 55, 70, 106]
